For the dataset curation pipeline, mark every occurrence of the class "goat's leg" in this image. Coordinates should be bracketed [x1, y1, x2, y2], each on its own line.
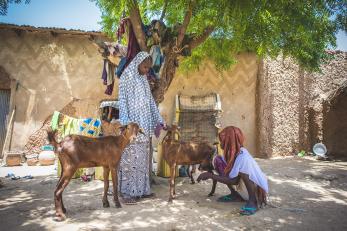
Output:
[173, 165, 177, 196]
[208, 179, 217, 197]
[61, 198, 66, 214]
[190, 165, 196, 184]
[102, 167, 110, 208]
[56, 171, 66, 213]
[168, 163, 176, 203]
[54, 168, 74, 221]
[56, 165, 67, 213]
[110, 166, 121, 208]
[208, 169, 217, 196]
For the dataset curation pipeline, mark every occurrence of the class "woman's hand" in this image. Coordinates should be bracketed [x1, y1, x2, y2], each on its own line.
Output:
[154, 123, 163, 138]
[197, 172, 213, 182]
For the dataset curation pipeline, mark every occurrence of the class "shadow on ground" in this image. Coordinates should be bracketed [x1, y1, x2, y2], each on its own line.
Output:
[0, 157, 347, 231]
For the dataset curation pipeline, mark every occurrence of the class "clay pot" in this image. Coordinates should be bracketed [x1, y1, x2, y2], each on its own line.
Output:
[38, 150, 55, 166]
[6, 154, 21, 166]
[27, 158, 39, 166]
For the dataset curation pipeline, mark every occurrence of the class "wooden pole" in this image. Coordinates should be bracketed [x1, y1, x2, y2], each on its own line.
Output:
[2, 107, 15, 162]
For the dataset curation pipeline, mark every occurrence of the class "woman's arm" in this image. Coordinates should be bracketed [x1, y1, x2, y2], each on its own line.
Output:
[197, 172, 239, 185]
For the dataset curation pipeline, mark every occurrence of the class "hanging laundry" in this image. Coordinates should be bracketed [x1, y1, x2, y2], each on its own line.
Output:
[149, 45, 163, 79]
[117, 18, 127, 42]
[101, 59, 108, 85]
[104, 42, 127, 57]
[53, 113, 80, 138]
[79, 118, 102, 137]
[51, 111, 60, 131]
[117, 18, 141, 68]
[116, 57, 127, 78]
[101, 59, 116, 95]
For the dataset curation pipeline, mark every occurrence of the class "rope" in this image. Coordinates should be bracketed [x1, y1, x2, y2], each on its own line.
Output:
[172, 37, 189, 54]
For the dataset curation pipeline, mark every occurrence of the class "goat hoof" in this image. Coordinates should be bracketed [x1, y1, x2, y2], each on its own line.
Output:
[208, 193, 214, 197]
[103, 201, 110, 208]
[190, 181, 195, 184]
[168, 198, 173, 203]
[115, 203, 122, 208]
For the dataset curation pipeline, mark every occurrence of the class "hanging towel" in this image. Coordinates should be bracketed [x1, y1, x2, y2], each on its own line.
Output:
[57, 114, 80, 138]
[51, 111, 60, 131]
[79, 118, 102, 137]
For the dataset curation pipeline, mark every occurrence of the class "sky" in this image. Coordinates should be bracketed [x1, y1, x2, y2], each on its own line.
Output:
[0, 0, 346, 51]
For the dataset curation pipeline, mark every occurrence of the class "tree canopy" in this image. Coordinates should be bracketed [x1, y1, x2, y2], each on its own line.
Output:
[1, 0, 346, 102]
[94, 0, 346, 72]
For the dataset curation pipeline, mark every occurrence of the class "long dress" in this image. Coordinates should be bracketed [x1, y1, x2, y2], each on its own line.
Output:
[118, 51, 164, 198]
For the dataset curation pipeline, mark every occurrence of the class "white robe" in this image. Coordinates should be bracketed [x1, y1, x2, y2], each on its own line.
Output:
[229, 147, 269, 197]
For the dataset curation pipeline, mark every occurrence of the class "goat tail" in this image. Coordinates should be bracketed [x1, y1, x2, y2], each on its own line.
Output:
[47, 129, 60, 152]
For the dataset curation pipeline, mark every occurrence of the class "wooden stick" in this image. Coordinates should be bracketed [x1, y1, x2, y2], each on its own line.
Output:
[2, 107, 16, 162]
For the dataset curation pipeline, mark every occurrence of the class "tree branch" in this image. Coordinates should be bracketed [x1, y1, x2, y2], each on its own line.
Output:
[176, 0, 195, 48]
[160, 0, 168, 21]
[189, 26, 214, 49]
[128, 1, 148, 51]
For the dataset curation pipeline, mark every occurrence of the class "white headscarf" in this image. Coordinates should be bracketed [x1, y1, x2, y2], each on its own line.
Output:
[122, 51, 151, 77]
[118, 51, 164, 137]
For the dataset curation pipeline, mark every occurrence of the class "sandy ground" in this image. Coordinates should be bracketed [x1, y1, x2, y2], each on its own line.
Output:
[0, 156, 347, 231]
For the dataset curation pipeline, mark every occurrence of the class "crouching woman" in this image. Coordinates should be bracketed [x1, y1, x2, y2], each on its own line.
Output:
[197, 126, 268, 215]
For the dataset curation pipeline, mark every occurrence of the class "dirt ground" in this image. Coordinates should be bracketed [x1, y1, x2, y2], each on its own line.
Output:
[1, 156, 347, 231]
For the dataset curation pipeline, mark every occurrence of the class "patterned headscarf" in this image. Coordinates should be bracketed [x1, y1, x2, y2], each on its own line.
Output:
[122, 51, 150, 77]
[219, 126, 245, 175]
[118, 51, 164, 137]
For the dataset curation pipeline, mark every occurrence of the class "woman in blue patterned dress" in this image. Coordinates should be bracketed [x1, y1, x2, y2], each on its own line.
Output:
[118, 51, 165, 205]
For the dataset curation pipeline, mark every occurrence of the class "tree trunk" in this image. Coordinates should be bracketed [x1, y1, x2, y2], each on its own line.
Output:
[152, 48, 178, 104]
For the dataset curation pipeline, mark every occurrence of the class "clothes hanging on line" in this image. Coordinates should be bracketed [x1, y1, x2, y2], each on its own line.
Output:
[101, 59, 116, 95]
[117, 18, 141, 68]
[149, 45, 164, 79]
[79, 118, 102, 137]
[50, 111, 102, 138]
[104, 42, 127, 57]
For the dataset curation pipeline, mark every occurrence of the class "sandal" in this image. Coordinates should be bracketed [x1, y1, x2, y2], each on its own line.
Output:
[11, 176, 20, 180]
[123, 198, 137, 205]
[23, 175, 33, 179]
[5, 173, 15, 178]
[240, 206, 257, 216]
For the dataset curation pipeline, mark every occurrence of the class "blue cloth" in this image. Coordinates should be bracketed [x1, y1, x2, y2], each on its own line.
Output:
[149, 45, 163, 79]
[116, 57, 127, 78]
[79, 118, 102, 137]
[119, 51, 164, 137]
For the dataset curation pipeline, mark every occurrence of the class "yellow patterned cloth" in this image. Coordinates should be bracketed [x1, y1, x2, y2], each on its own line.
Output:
[79, 118, 102, 137]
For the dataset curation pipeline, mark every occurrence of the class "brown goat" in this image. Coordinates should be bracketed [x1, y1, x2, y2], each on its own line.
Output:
[47, 122, 142, 221]
[162, 125, 217, 202]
